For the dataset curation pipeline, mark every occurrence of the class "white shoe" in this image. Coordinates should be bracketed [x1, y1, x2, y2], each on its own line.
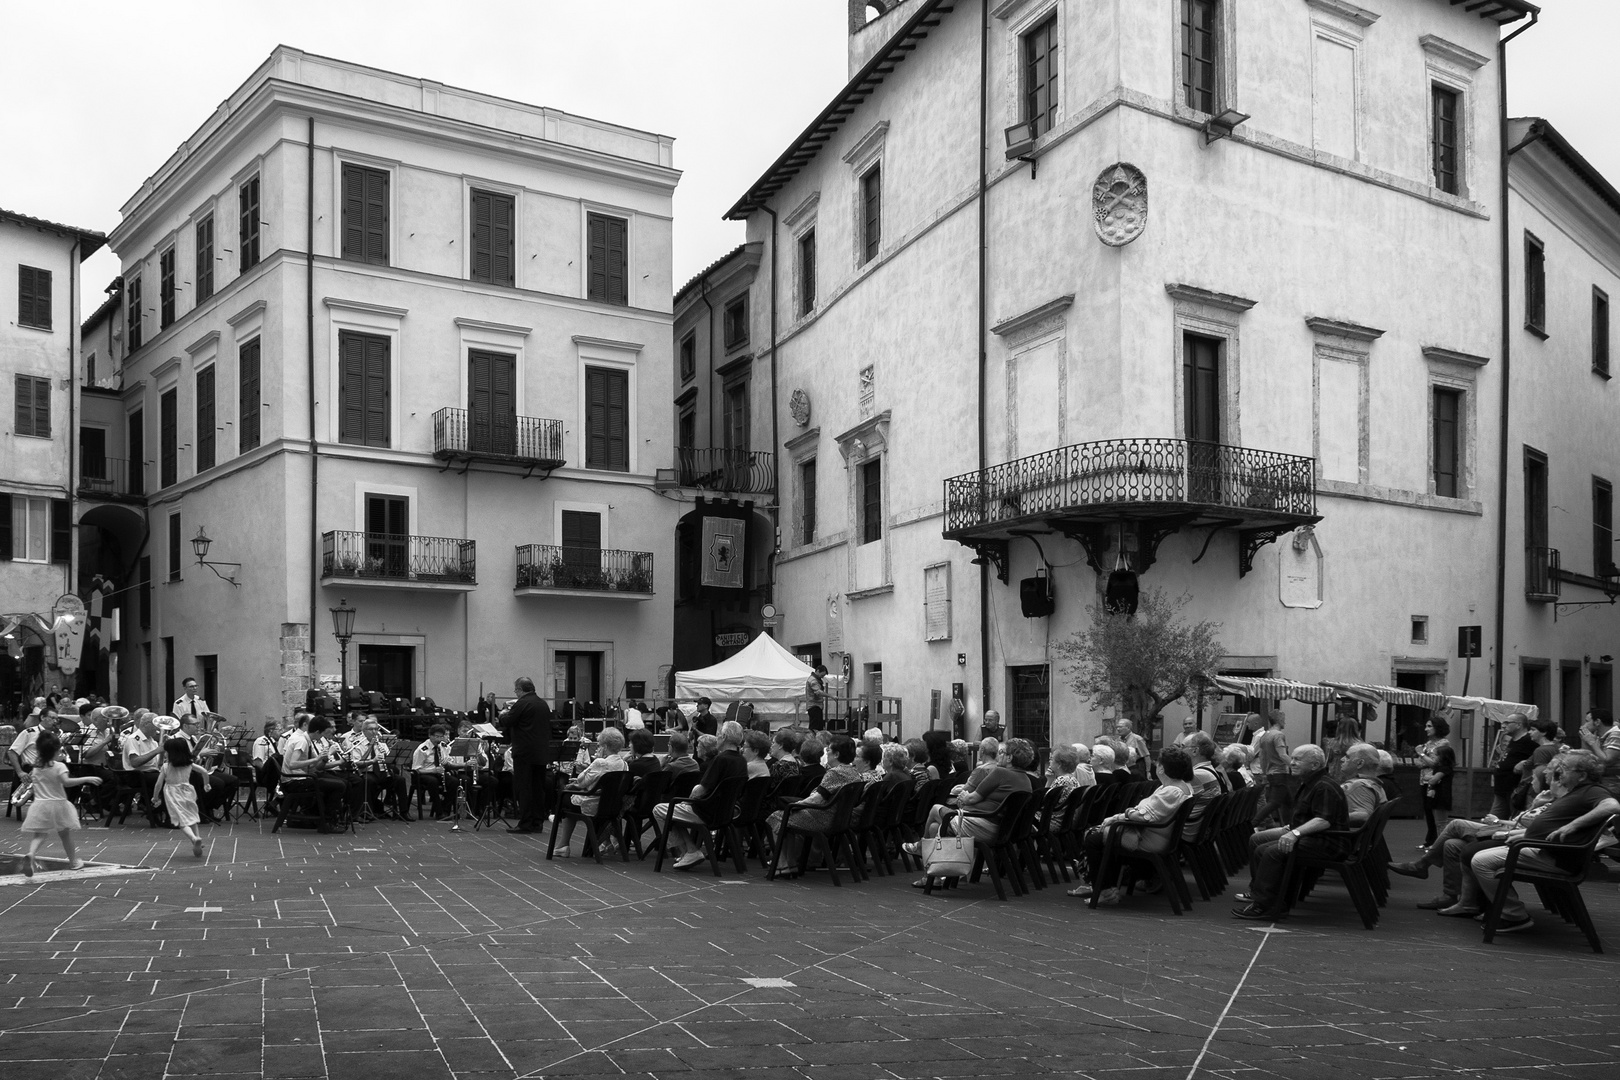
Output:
[674, 851, 706, 869]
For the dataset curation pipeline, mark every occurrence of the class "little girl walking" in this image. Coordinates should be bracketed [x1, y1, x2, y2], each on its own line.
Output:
[153, 737, 208, 858]
[19, 730, 104, 876]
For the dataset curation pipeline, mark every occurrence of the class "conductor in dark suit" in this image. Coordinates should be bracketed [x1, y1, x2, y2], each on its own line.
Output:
[501, 676, 554, 833]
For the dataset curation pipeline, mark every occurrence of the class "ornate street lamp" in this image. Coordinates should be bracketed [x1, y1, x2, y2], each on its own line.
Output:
[330, 597, 356, 701]
[190, 527, 242, 587]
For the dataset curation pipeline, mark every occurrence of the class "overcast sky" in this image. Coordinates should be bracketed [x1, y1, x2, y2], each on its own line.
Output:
[1, 0, 1611, 301]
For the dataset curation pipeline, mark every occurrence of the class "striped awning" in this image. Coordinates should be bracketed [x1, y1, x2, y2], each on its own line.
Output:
[1209, 675, 1338, 705]
[1321, 681, 1449, 711]
[1445, 696, 1541, 724]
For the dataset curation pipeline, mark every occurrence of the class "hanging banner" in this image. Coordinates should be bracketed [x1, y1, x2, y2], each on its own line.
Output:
[52, 594, 88, 676]
[700, 515, 746, 589]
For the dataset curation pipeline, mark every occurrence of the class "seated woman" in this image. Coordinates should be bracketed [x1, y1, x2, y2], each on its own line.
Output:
[1069, 746, 1196, 904]
[902, 740, 1037, 883]
[626, 728, 663, 779]
[1089, 743, 1121, 786]
[905, 738, 935, 786]
[551, 727, 628, 856]
[1220, 743, 1254, 790]
[769, 735, 862, 873]
[742, 730, 773, 780]
[769, 729, 803, 780]
[855, 741, 883, 782]
[1189, 732, 1227, 793]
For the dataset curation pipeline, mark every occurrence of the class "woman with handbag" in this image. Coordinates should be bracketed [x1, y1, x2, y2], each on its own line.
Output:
[1068, 746, 1195, 904]
[903, 740, 1036, 885]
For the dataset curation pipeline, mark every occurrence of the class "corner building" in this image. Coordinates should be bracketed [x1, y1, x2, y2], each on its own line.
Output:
[96, 48, 678, 724]
[724, 0, 1532, 747]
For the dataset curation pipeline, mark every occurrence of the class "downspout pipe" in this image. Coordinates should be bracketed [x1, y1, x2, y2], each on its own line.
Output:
[1492, 10, 1540, 701]
[699, 276, 715, 450]
[763, 205, 782, 594]
[68, 239, 80, 599]
[977, 0, 991, 729]
[307, 117, 319, 671]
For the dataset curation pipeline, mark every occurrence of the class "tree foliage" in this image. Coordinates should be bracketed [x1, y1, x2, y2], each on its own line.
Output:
[1054, 587, 1226, 726]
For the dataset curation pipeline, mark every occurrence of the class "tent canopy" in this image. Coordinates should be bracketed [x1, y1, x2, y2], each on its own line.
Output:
[675, 634, 812, 716]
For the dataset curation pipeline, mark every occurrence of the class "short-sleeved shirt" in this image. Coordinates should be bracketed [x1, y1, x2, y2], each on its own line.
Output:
[1342, 777, 1386, 823]
[8, 727, 42, 767]
[1598, 728, 1620, 793]
[1253, 729, 1289, 776]
[695, 748, 747, 795]
[962, 766, 1031, 816]
[1524, 781, 1617, 871]
[121, 730, 162, 772]
[1290, 768, 1350, 833]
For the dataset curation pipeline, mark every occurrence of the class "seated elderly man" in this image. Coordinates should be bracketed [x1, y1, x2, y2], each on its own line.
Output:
[1436, 750, 1620, 931]
[1232, 744, 1349, 920]
[1090, 743, 1125, 786]
[1188, 732, 1226, 793]
[653, 721, 747, 869]
[1339, 743, 1388, 827]
[963, 737, 1000, 789]
[903, 739, 1036, 883]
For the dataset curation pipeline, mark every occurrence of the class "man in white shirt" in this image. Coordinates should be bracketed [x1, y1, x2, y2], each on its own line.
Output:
[6, 709, 58, 773]
[412, 725, 457, 820]
[1174, 717, 1199, 747]
[172, 678, 212, 729]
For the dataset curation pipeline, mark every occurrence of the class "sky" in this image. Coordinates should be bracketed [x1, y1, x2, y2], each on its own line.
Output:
[0, 0, 1614, 302]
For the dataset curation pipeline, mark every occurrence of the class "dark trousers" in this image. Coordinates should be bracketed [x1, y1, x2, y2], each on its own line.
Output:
[511, 754, 551, 830]
[283, 775, 346, 826]
[807, 706, 825, 731]
[1252, 774, 1293, 828]
[413, 771, 457, 815]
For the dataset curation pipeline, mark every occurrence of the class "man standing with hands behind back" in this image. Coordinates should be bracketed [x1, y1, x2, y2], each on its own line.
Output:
[502, 677, 553, 834]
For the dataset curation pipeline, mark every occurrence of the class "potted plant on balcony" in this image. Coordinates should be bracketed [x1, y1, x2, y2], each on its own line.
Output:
[624, 566, 653, 593]
[330, 554, 361, 578]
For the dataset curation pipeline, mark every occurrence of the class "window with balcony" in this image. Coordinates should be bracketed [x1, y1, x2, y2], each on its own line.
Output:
[13, 375, 50, 439]
[1525, 232, 1546, 336]
[678, 407, 695, 451]
[1595, 477, 1614, 577]
[1180, 0, 1219, 113]
[239, 337, 260, 453]
[160, 387, 178, 488]
[1525, 446, 1553, 598]
[366, 494, 408, 578]
[1022, 13, 1058, 138]
[584, 365, 629, 471]
[1432, 387, 1461, 499]
[159, 247, 176, 329]
[17, 265, 51, 330]
[723, 295, 748, 350]
[586, 213, 628, 306]
[195, 215, 214, 303]
[341, 164, 390, 266]
[338, 330, 391, 448]
[469, 188, 515, 286]
[195, 365, 215, 472]
[1183, 332, 1222, 444]
[239, 175, 261, 272]
[722, 378, 749, 451]
[560, 509, 602, 578]
[467, 349, 517, 456]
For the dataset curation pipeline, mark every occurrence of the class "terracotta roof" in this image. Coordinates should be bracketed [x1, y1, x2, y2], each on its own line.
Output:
[1508, 117, 1620, 221]
[675, 243, 754, 305]
[725, 0, 957, 220]
[0, 208, 106, 258]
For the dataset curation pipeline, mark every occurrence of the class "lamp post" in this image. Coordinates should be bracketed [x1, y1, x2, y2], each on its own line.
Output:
[330, 597, 356, 705]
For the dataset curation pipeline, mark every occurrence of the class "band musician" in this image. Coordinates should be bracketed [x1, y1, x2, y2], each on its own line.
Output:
[412, 725, 459, 821]
[344, 718, 409, 821]
[501, 676, 553, 834]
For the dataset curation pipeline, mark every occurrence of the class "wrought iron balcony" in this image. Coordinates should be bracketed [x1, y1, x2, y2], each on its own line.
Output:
[674, 447, 774, 494]
[942, 438, 1319, 577]
[515, 544, 654, 600]
[78, 456, 145, 501]
[321, 530, 476, 590]
[432, 408, 565, 473]
[1525, 546, 1560, 601]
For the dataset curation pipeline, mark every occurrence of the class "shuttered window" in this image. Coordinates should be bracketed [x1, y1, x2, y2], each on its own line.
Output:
[159, 248, 176, 328]
[13, 375, 50, 438]
[467, 349, 516, 456]
[679, 333, 696, 381]
[239, 175, 261, 271]
[196, 366, 216, 472]
[18, 265, 52, 330]
[1525, 232, 1546, 334]
[723, 296, 748, 349]
[561, 510, 602, 574]
[127, 275, 143, 351]
[861, 167, 882, 265]
[470, 189, 515, 287]
[1594, 287, 1610, 376]
[160, 388, 178, 488]
[50, 498, 69, 565]
[586, 213, 628, 306]
[341, 164, 391, 265]
[798, 229, 816, 315]
[195, 215, 215, 303]
[239, 337, 261, 453]
[1594, 477, 1614, 577]
[128, 409, 144, 496]
[1, 495, 56, 563]
[338, 331, 391, 448]
[0, 492, 8, 560]
[168, 513, 182, 581]
[584, 366, 629, 471]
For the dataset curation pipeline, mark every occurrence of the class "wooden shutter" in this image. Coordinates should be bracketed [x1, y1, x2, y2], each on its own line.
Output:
[160, 388, 177, 487]
[128, 409, 144, 495]
[13, 375, 30, 436]
[586, 367, 629, 471]
[32, 376, 49, 439]
[363, 335, 390, 446]
[126, 276, 143, 350]
[0, 492, 11, 560]
[366, 168, 389, 264]
[341, 165, 390, 265]
[239, 337, 260, 452]
[195, 216, 214, 302]
[18, 266, 51, 329]
[468, 350, 516, 455]
[561, 510, 602, 574]
[491, 192, 514, 287]
[50, 498, 70, 565]
[471, 190, 493, 282]
[338, 331, 392, 447]
[196, 366, 216, 471]
[587, 214, 627, 305]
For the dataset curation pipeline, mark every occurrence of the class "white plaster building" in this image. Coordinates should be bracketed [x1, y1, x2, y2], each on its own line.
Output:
[1, 209, 104, 710]
[718, 0, 1539, 750]
[94, 48, 679, 725]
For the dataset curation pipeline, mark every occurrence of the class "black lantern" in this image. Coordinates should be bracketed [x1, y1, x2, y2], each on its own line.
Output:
[330, 598, 356, 700]
[190, 527, 241, 587]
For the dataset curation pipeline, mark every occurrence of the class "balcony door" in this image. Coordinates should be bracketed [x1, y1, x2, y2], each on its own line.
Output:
[468, 349, 516, 456]
[366, 494, 408, 577]
[722, 379, 750, 488]
[1184, 333, 1223, 502]
[554, 650, 602, 716]
[561, 509, 602, 580]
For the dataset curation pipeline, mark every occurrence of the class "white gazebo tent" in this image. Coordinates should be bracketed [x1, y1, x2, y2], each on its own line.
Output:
[675, 633, 812, 717]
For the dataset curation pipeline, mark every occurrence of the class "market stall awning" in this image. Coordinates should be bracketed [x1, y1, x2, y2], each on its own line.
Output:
[1445, 696, 1541, 723]
[1321, 681, 1449, 711]
[1209, 675, 1338, 705]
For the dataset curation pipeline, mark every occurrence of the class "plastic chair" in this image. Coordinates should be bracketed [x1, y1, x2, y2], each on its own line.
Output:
[1175, 790, 1228, 900]
[924, 789, 1033, 900]
[722, 775, 779, 871]
[1279, 800, 1399, 929]
[547, 770, 631, 863]
[768, 781, 865, 886]
[651, 774, 746, 876]
[620, 770, 670, 860]
[1089, 797, 1198, 915]
[1480, 813, 1616, 953]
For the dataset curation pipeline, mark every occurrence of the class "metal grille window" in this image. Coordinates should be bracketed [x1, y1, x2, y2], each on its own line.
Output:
[1181, 0, 1218, 113]
[1525, 232, 1546, 334]
[1595, 477, 1614, 577]
[1431, 85, 1460, 194]
[127, 275, 143, 351]
[195, 215, 214, 303]
[196, 366, 216, 472]
[160, 387, 178, 488]
[239, 175, 261, 271]
[861, 166, 882, 265]
[861, 457, 883, 544]
[1595, 287, 1610, 376]
[13, 375, 50, 438]
[159, 248, 176, 328]
[469, 189, 515, 286]
[239, 337, 260, 453]
[798, 229, 816, 315]
[1023, 14, 1058, 137]
[1009, 665, 1051, 744]
[17, 265, 51, 330]
[800, 458, 817, 545]
[1432, 387, 1460, 498]
[723, 295, 748, 349]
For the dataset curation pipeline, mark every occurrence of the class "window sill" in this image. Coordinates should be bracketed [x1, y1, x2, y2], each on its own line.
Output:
[11, 433, 53, 440]
[16, 322, 52, 333]
[1524, 323, 1549, 341]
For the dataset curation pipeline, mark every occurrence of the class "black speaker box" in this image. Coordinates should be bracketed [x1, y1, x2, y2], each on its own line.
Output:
[1020, 576, 1055, 618]
[1104, 569, 1140, 615]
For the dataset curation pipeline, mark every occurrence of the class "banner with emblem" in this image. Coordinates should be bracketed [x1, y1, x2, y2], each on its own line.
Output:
[699, 515, 746, 589]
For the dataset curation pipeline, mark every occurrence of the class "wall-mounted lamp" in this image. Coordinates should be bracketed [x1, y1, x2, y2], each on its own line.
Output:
[1004, 121, 1039, 178]
[1203, 109, 1252, 146]
[191, 527, 242, 587]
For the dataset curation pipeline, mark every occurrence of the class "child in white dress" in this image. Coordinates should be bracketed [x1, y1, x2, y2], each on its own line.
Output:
[153, 736, 207, 858]
[19, 730, 103, 876]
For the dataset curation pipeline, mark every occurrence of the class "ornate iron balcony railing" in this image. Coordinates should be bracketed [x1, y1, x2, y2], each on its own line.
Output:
[516, 544, 654, 594]
[1525, 546, 1560, 600]
[78, 455, 144, 499]
[674, 447, 774, 493]
[322, 531, 476, 585]
[432, 407, 565, 464]
[942, 438, 1317, 534]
